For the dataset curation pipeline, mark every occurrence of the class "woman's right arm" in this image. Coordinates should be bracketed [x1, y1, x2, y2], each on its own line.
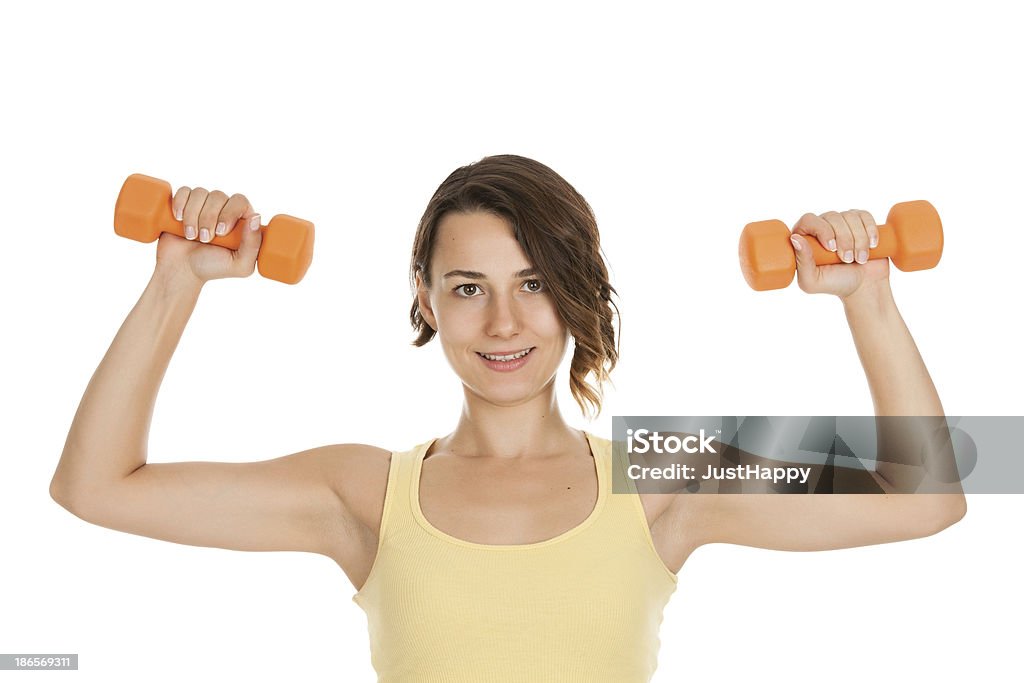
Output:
[49, 186, 389, 563]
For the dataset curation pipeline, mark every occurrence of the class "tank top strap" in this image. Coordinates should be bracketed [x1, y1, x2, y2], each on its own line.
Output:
[375, 439, 431, 546]
[608, 434, 639, 496]
[600, 434, 680, 585]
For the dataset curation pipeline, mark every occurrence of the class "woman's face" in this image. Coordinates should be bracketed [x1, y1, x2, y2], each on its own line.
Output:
[416, 211, 570, 407]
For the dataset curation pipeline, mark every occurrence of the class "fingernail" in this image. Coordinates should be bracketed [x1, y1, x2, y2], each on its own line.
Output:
[870, 235, 878, 248]
[249, 214, 261, 232]
[175, 207, 183, 221]
[199, 228, 210, 243]
[215, 221, 226, 236]
[828, 239, 837, 252]
[185, 225, 196, 240]
[790, 236, 802, 252]
[857, 250, 868, 264]
[842, 250, 853, 263]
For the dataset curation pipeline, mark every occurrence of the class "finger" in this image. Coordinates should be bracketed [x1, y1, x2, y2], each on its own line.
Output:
[242, 204, 261, 232]
[790, 234, 823, 294]
[232, 209, 263, 277]
[172, 187, 191, 223]
[792, 212, 836, 253]
[822, 211, 855, 263]
[841, 210, 870, 264]
[215, 193, 253, 236]
[859, 209, 879, 251]
[182, 187, 209, 241]
[197, 190, 230, 243]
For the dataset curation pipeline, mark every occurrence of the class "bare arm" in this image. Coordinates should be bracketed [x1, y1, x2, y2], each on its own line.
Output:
[50, 189, 386, 563]
[684, 212, 966, 552]
[51, 267, 204, 497]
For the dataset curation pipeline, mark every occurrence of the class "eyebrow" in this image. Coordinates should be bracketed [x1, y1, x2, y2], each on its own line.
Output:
[442, 268, 538, 280]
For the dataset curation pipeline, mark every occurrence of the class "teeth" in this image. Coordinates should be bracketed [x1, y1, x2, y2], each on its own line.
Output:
[481, 348, 532, 361]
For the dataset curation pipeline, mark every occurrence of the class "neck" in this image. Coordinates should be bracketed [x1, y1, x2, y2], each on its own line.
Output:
[440, 381, 584, 459]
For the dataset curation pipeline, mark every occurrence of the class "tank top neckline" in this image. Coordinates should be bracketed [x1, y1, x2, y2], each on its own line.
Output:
[409, 430, 608, 551]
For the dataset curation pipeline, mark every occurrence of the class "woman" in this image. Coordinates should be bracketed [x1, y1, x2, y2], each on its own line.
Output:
[50, 154, 966, 682]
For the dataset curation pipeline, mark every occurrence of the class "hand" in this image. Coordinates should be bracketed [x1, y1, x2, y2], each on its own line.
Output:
[154, 186, 263, 285]
[789, 209, 890, 300]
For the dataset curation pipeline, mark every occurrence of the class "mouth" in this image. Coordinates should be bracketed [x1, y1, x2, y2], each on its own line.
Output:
[477, 347, 534, 361]
[476, 347, 535, 371]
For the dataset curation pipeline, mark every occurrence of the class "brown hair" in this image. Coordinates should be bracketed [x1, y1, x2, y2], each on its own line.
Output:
[408, 154, 620, 419]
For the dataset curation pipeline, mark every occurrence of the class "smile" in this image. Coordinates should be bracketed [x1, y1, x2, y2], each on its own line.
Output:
[476, 347, 535, 372]
[477, 348, 534, 361]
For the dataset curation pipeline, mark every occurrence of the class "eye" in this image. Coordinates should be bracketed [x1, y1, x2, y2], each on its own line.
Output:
[454, 283, 481, 297]
[523, 279, 545, 293]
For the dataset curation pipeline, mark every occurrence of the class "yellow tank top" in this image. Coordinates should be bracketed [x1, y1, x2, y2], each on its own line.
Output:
[352, 431, 679, 682]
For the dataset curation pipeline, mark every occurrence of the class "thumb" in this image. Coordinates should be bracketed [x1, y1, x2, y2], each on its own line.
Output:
[790, 234, 821, 292]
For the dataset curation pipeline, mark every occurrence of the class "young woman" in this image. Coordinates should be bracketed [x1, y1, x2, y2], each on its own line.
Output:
[50, 154, 966, 682]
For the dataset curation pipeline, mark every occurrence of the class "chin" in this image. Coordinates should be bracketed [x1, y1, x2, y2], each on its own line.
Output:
[477, 375, 560, 403]
[483, 392, 542, 408]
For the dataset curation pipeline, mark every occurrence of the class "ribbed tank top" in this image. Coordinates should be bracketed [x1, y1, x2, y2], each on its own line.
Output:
[351, 431, 679, 682]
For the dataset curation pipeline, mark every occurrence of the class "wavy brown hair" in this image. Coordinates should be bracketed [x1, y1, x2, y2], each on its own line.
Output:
[409, 154, 620, 419]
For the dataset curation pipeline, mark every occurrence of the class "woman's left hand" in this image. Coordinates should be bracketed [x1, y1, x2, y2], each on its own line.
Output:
[789, 209, 890, 300]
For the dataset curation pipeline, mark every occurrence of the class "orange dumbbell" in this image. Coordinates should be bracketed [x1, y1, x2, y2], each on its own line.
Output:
[738, 200, 943, 291]
[113, 173, 315, 285]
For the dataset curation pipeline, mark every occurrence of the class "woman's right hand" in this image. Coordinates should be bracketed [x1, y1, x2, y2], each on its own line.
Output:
[154, 186, 263, 285]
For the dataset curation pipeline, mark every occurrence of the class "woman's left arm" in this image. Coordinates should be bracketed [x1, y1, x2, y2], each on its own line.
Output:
[688, 209, 966, 552]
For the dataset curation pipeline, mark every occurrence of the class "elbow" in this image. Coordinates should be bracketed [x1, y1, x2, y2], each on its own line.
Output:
[49, 474, 67, 505]
[50, 464, 128, 520]
[921, 495, 967, 537]
[49, 474, 87, 517]
[49, 475, 76, 513]
[948, 495, 968, 527]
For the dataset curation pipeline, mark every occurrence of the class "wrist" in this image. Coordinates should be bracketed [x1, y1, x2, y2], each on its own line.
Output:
[152, 265, 204, 297]
[841, 279, 895, 316]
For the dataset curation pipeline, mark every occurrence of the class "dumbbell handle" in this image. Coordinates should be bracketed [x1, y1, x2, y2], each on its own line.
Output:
[796, 222, 900, 266]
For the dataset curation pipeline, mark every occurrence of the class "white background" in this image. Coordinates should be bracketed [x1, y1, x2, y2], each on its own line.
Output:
[2, 1, 1020, 681]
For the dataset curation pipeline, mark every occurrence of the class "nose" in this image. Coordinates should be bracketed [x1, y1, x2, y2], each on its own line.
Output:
[485, 292, 522, 338]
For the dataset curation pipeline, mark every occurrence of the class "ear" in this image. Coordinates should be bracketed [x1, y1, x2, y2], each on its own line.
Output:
[415, 272, 438, 331]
